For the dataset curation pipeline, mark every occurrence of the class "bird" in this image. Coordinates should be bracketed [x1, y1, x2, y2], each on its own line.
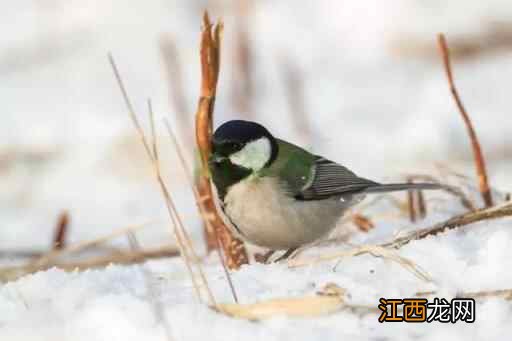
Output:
[208, 119, 442, 258]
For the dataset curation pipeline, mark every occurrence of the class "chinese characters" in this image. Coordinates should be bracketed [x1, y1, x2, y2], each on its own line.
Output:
[378, 297, 475, 323]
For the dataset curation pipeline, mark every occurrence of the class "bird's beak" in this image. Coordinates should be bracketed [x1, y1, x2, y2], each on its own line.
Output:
[209, 153, 227, 165]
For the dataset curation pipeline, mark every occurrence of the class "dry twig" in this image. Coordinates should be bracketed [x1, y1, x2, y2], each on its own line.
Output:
[383, 201, 512, 249]
[0, 245, 179, 283]
[437, 33, 493, 207]
[195, 12, 249, 270]
[52, 210, 69, 250]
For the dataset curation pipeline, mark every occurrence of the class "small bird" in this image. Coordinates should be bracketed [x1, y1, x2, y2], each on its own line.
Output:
[208, 120, 441, 256]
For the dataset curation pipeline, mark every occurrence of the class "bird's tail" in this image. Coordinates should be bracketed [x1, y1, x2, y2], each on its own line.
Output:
[362, 183, 443, 194]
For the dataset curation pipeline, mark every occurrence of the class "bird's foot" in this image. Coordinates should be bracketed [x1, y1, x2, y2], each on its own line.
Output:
[273, 247, 298, 263]
[254, 250, 276, 264]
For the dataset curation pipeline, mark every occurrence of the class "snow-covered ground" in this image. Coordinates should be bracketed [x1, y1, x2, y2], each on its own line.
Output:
[1, 1, 512, 340]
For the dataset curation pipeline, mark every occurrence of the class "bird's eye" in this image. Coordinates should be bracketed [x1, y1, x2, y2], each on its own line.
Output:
[228, 142, 242, 150]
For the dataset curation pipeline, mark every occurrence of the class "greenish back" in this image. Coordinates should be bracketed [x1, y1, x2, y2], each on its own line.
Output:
[260, 139, 316, 195]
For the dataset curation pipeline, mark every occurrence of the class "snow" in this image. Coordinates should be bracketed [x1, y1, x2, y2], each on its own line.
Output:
[3, 223, 512, 340]
[2, 1, 512, 340]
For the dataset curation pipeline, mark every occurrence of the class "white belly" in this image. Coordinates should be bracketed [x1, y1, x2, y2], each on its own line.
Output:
[222, 176, 357, 250]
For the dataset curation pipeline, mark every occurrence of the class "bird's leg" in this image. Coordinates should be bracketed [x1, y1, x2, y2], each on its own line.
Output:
[254, 250, 276, 264]
[273, 247, 298, 263]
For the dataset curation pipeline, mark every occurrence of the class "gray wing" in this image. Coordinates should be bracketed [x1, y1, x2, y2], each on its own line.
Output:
[296, 157, 379, 200]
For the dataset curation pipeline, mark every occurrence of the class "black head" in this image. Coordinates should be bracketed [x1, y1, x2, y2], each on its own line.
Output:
[211, 120, 278, 164]
[209, 120, 279, 200]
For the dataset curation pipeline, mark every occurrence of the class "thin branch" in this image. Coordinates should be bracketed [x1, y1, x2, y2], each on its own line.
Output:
[383, 201, 512, 249]
[437, 33, 493, 207]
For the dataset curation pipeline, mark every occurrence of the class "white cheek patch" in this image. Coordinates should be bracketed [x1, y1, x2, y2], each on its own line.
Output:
[229, 137, 271, 171]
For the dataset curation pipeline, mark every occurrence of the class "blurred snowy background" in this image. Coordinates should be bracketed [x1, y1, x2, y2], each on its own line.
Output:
[1, 1, 512, 340]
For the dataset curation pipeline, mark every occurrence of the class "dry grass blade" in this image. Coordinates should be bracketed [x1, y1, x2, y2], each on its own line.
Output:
[57, 245, 178, 270]
[164, 120, 239, 303]
[108, 53, 152, 156]
[383, 201, 512, 249]
[0, 245, 179, 283]
[52, 210, 70, 250]
[195, 12, 249, 270]
[437, 33, 493, 207]
[217, 283, 346, 320]
[288, 245, 432, 282]
[147, 99, 216, 306]
[217, 295, 344, 320]
[147, 99, 158, 161]
[109, 54, 215, 306]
